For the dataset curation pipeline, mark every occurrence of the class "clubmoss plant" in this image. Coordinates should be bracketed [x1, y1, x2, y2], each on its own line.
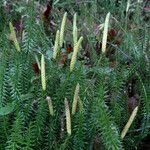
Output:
[73, 13, 78, 46]
[65, 98, 71, 136]
[53, 30, 60, 60]
[46, 96, 54, 116]
[41, 54, 46, 91]
[70, 36, 83, 72]
[0, 1, 149, 150]
[121, 106, 139, 139]
[72, 83, 80, 115]
[101, 12, 110, 54]
[59, 12, 67, 48]
[9, 22, 21, 52]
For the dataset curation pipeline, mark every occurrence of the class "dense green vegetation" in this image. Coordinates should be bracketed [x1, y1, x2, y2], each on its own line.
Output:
[0, 0, 149, 149]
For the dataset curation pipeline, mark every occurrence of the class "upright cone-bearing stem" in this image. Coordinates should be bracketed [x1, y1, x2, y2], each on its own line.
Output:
[9, 22, 21, 52]
[121, 106, 138, 139]
[101, 12, 110, 54]
[126, 0, 130, 13]
[72, 83, 80, 115]
[78, 97, 83, 113]
[53, 30, 60, 59]
[46, 96, 54, 116]
[73, 13, 78, 45]
[70, 36, 83, 72]
[41, 54, 46, 91]
[65, 98, 71, 135]
[35, 54, 41, 70]
[59, 12, 67, 48]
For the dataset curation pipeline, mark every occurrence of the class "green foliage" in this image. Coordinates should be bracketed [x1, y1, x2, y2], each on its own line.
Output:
[91, 69, 123, 150]
[0, 1, 149, 150]
[0, 102, 15, 116]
